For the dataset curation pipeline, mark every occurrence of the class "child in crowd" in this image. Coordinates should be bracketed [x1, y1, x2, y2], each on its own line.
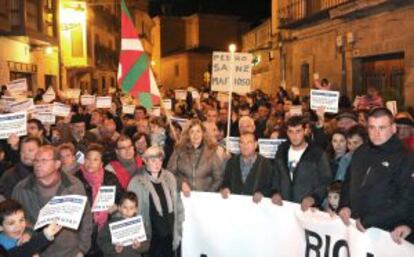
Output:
[329, 130, 351, 181]
[98, 191, 149, 257]
[325, 181, 342, 213]
[0, 199, 62, 257]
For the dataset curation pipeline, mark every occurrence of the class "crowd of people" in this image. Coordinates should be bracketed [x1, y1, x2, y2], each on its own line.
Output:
[0, 80, 412, 257]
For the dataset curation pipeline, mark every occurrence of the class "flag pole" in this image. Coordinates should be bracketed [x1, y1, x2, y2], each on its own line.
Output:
[226, 44, 236, 152]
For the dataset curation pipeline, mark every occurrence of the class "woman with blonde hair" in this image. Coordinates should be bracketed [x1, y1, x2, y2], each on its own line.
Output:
[167, 119, 223, 196]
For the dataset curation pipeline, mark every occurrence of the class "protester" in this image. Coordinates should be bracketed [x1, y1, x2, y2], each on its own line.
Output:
[105, 135, 143, 190]
[12, 145, 93, 257]
[0, 137, 41, 200]
[128, 146, 184, 257]
[58, 143, 81, 175]
[220, 133, 273, 202]
[97, 192, 150, 256]
[339, 108, 413, 232]
[271, 116, 332, 210]
[0, 199, 62, 257]
[74, 143, 124, 257]
[328, 129, 351, 181]
[167, 119, 223, 196]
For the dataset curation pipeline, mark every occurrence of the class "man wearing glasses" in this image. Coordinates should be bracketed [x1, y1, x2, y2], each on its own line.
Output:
[105, 135, 143, 190]
[12, 145, 92, 257]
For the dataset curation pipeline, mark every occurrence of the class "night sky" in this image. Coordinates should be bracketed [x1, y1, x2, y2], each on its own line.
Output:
[149, 0, 271, 26]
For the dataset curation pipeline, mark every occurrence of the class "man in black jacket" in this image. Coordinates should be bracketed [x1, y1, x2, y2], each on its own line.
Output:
[0, 137, 41, 200]
[271, 116, 332, 210]
[220, 132, 273, 203]
[339, 107, 414, 232]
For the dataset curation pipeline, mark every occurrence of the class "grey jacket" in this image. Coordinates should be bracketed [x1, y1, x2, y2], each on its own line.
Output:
[167, 145, 223, 192]
[12, 172, 93, 257]
[127, 169, 184, 250]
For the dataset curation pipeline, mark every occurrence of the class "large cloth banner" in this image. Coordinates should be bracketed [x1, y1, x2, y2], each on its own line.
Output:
[182, 192, 414, 257]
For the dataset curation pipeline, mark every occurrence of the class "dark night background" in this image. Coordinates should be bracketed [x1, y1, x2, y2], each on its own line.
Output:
[148, 0, 271, 25]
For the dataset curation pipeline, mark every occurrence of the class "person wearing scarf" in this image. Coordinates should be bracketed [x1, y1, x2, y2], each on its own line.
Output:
[127, 146, 184, 257]
[75, 144, 124, 257]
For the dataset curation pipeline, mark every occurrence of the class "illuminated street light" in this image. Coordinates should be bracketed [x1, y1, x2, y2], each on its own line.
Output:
[228, 43, 237, 53]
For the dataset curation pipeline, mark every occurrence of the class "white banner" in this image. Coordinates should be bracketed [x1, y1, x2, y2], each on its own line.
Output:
[163, 99, 172, 110]
[211, 52, 252, 95]
[0, 112, 27, 139]
[310, 89, 340, 113]
[92, 186, 116, 212]
[122, 104, 135, 115]
[7, 78, 28, 99]
[182, 192, 414, 257]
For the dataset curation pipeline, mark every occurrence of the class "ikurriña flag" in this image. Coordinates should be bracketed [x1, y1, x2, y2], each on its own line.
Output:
[117, 0, 160, 109]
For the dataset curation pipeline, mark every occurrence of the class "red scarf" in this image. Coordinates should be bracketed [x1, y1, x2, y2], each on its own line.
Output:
[110, 156, 143, 189]
[80, 165, 108, 229]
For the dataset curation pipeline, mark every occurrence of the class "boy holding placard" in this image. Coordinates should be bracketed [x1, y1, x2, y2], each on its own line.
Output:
[98, 192, 149, 257]
[0, 199, 62, 257]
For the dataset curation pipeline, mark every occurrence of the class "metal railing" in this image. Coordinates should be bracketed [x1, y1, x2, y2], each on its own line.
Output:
[279, 0, 355, 26]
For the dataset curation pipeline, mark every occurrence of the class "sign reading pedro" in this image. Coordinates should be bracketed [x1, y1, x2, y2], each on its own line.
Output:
[211, 52, 252, 95]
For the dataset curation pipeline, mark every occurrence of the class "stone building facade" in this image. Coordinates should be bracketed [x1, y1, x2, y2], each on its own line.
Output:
[245, 0, 414, 106]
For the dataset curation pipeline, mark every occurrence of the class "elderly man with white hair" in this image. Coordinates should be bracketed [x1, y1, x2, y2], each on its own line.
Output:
[127, 146, 184, 257]
[238, 116, 256, 135]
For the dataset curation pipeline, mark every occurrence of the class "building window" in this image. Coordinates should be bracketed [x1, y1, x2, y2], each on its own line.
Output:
[301, 63, 310, 88]
[174, 64, 179, 76]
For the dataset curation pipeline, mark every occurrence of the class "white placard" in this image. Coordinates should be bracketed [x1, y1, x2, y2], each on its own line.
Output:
[34, 195, 87, 230]
[80, 95, 96, 106]
[34, 104, 53, 113]
[211, 52, 253, 95]
[75, 151, 85, 164]
[202, 93, 209, 99]
[151, 107, 161, 117]
[163, 99, 172, 110]
[191, 90, 200, 99]
[9, 99, 34, 113]
[122, 104, 135, 114]
[96, 96, 112, 109]
[289, 105, 302, 116]
[7, 78, 28, 99]
[386, 100, 397, 116]
[310, 89, 340, 113]
[109, 216, 147, 246]
[32, 112, 56, 125]
[170, 117, 189, 129]
[0, 112, 27, 139]
[42, 87, 56, 103]
[65, 88, 81, 99]
[52, 102, 71, 117]
[258, 139, 286, 159]
[226, 137, 240, 154]
[92, 186, 116, 212]
[175, 90, 187, 100]
[182, 192, 414, 257]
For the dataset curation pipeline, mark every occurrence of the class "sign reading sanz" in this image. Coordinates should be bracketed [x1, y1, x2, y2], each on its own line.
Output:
[305, 229, 374, 257]
[211, 51, 252, 95]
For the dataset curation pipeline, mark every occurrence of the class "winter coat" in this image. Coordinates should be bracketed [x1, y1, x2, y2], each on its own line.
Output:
[340, 135, 414, 231]
[221, 154, 273, 196]
[167, 144, 223, 192]
[272, 141, 332, 206]
[127, 169, 184, 251]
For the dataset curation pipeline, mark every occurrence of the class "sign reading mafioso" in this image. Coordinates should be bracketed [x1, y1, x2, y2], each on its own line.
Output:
[211, 52, 252, 95]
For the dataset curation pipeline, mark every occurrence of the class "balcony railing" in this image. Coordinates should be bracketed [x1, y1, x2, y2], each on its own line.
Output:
[279, 0, 356, 27]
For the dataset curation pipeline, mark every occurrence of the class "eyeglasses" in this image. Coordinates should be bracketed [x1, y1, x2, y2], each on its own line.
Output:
[33, 159, 55, 164]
